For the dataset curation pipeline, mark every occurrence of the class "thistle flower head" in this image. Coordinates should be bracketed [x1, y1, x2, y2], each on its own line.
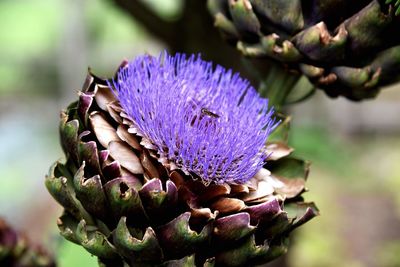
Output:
[111, 52, 278, 184]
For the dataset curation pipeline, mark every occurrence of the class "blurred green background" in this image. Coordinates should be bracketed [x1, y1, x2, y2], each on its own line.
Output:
[1, 0, 400, 266]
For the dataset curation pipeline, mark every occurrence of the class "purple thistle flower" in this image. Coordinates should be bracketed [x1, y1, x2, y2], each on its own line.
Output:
[111, 52, 278, 184]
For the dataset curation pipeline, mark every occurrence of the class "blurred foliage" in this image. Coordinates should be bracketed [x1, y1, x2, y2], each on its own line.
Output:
[0, 0, 60, 55]
[0, 0, 152, 96]
[143, 0, 182, 19]
[0, 0, 60, 93]
[290, 126, 356, 177]
[57, 241, 97, 267]
[377, 241, 400, 267]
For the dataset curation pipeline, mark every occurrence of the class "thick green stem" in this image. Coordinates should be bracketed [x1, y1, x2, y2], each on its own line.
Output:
[258, 63, 301, 111]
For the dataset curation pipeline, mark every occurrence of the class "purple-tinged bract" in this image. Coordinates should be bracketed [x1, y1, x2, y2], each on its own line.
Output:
[111, 52, 278, 184]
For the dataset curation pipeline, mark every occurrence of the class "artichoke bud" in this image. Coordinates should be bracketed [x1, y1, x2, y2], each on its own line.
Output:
[210, 0, 400, 100]
[228, 0, 261, 39]
[46, 52, 318, 266]
[0, 218, 56, 267]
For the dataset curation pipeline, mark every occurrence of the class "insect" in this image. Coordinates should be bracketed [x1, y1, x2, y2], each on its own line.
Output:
[201, 108, 220, 118]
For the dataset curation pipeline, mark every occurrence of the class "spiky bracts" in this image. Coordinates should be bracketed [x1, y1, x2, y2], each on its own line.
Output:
[111, 53, 278, 184]
[0, 218, 56, 267]
[46, 54, 318, 266]
[209, 0, 400, 100]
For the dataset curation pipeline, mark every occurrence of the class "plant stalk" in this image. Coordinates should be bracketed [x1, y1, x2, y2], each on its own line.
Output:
[258, 62, 301, 111]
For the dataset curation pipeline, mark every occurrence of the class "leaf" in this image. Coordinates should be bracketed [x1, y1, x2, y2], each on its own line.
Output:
[386, 0, 400, 15]
[267, 157, 311, 198]
[268, 157, 310, 181]
[284, 202, 319, 230]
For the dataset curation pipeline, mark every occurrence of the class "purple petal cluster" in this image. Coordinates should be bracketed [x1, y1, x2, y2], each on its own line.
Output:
[111, 52, 278, 184]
